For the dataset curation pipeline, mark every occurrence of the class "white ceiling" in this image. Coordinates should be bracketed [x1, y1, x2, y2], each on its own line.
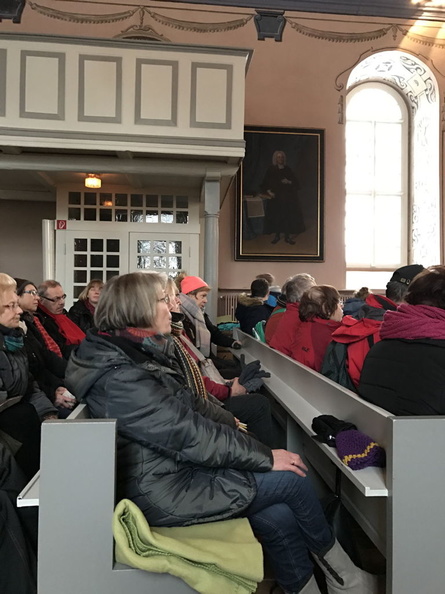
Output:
[0, 146, 240, 202]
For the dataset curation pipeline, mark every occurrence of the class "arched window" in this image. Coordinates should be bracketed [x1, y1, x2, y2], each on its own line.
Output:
[345, 83, 408, 289]
[345, 51, 440, 290]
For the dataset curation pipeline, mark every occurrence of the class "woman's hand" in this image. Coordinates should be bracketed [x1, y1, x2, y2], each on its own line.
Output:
[271, 449, 308, 477]
[230, 377, 247, 397]
[54, 387, 76, 409]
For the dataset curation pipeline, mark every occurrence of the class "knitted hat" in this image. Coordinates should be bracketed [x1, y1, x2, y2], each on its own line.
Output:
[180, 276, 210, 295]
[389, 265, 424, 287]
[335, 429, 386, 470]
[13, 278, 36, 296]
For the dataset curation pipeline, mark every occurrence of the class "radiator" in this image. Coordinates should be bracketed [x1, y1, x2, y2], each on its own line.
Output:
[218, 293, 239, 319]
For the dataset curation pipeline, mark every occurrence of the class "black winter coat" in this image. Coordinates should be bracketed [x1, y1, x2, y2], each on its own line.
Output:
[67, 300, 95, 334]
[21, 314, 66, 402]
[359, 337, 445, 415]
[65, 330, 272, 527]
[0, 329, 56, 419]
[235, 294, 273, 336]
[182, 313, 234, 349]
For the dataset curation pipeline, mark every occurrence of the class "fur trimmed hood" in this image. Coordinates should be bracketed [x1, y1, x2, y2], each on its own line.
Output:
[237, 293, 266, 307]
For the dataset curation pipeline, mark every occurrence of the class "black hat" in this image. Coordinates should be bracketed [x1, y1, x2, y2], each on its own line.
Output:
[13, 278, 36, 296]
[389, 265, 424, 287]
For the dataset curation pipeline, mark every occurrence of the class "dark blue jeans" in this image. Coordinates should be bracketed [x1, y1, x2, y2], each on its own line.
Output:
[245, 471, 334, 592]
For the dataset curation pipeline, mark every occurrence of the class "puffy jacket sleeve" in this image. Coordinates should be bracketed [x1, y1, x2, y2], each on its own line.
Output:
[100, 364, 272, 472]
[204, 314, 234, 348]
[26, 379, 58, 419]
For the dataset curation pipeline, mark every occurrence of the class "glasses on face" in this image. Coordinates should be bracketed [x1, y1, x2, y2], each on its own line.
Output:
[2, 302, 20, 310]
[22, 290, 39, 296]
[158, 295, 170, 304]
[41, 294, 66, 303]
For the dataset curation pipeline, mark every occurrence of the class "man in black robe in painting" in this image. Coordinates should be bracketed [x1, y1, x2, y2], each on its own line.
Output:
[260, 150, 305, 245]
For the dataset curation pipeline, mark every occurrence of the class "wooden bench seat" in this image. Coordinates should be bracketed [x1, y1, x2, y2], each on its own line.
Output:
[233, 329, 445, 594]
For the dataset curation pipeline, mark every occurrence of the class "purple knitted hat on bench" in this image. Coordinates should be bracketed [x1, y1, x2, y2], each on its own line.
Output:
[335, 429, 386, 470]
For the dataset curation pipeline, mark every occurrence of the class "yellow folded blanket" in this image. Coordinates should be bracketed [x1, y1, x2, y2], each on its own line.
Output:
[113, 499, 263, 594]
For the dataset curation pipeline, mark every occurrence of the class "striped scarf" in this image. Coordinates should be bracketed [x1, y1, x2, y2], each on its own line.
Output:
[33, 315, 63, 357]
[171, 313, 208, 400]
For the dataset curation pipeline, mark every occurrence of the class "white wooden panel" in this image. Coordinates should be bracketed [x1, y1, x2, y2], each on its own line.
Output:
[196, 67, 227, 124]
[24, 55, 60, 115]
[138, 61, 177, 123]
[84, 61, 117, 118]
[79, 56, 121, 122]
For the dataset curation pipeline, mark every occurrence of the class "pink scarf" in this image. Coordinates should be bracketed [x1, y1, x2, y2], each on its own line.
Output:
[380, 303, 445, 340]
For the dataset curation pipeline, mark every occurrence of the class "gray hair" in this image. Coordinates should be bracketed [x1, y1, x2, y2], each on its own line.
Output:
[272, 150, 286, 166]
[285, 274, 316, 303]
[38, 279, 62, 297]
[94, 272, 164, 331]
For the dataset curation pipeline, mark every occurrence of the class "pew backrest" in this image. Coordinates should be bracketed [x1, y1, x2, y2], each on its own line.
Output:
[234, 329, 445, 594]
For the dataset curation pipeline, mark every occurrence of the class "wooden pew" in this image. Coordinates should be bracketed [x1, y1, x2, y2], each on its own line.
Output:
[18, 404, 196, 594]
[233, 329, 445, 594]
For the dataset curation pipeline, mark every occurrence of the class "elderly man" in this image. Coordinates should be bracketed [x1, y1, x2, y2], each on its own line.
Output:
[37, 280, 85, 358]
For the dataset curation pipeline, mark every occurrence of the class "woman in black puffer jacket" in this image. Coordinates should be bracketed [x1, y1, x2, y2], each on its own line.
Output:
[65, 272, 377, 594]
[360, 265, 445, 416]
[0, 274, 57, 479]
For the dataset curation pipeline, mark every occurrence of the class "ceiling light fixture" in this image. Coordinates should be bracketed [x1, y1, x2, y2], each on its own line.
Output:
[85, 173, 102, 189]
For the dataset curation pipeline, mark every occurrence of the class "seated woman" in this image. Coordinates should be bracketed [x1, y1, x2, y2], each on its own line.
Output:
[65, 272, 377, 594]
[68, 279, 104, 333]
[0, 274, 57, 479]
[178, 274, 241, 378]
[359, 265, 445, 415]
[165, 277, 275, 447]
[291, 285, 343, 372]
[14, 278, 74, 416]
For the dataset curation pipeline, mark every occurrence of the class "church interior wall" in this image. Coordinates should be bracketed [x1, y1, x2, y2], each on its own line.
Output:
[0, 199, 56, 281]
[1, 1, 444, 290]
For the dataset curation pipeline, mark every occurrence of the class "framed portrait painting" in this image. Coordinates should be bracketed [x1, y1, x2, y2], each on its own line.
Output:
[235, 126, 324, 261]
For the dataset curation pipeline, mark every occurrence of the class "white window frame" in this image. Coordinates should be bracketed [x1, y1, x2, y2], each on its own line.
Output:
[345, 82, 409, 290]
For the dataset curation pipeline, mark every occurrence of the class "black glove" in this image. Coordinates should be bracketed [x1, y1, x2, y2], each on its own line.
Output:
[238, 355, 271, 392]
[311, 414, 357, 447]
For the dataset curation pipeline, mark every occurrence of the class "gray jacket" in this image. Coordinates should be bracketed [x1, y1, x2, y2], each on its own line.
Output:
[65, 330, 273, 527]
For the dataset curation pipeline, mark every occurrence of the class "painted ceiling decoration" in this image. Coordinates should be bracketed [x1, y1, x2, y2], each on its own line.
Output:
[147, 9, 253, 32]
[287, 20, 393, 43]
[29, 2, 140, 24]
[29, 3, 253, 33]
[29, 2, 445, 50]
[158, 0, 445, 22]
[116, 8, 170, 41]
[348, 53, 437, 113]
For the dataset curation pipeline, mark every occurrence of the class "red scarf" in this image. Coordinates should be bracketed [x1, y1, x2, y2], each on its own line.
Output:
[380, 303, 445, 340]
[39, 304, 85, 345]
[33, 315, 63, 357]
[84, 300, 95, 316]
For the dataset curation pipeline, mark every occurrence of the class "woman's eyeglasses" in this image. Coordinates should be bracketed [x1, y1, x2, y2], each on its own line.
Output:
[22, 290, 39, 296]
[158, 295, 170, 304]
[41, 294, 67, 303]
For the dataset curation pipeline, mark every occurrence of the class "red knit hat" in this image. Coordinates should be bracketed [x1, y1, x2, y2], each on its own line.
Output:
[180, 276, 210, 295]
